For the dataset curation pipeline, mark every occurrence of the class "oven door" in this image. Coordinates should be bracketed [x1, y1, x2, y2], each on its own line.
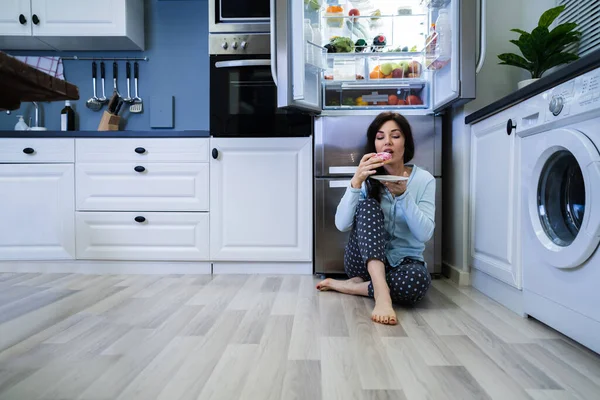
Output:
[210, 55, 311, 137]
[209, 0, 270, 33]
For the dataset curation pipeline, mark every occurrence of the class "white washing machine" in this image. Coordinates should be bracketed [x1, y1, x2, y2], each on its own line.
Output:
[519, 68, 600, 354]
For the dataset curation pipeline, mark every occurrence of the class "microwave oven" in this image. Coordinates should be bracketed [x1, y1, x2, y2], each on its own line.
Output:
[209, 0, 270, 33]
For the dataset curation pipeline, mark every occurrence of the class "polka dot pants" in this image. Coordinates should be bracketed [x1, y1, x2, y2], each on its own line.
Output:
[344, 198, 431, 305]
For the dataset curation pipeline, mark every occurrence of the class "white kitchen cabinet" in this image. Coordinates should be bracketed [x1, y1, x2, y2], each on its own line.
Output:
[0, 0, 31, 36]
[76, 212, 209, 261]
[0, 0, 144, 51]
[469, 106, 521, 288]
[76, 162, 209, 212]
[0, 164, 75, 260]
[210, 137, 313, 262]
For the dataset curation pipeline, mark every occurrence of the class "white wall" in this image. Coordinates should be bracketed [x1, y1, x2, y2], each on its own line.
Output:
[442, 0, 556, 278]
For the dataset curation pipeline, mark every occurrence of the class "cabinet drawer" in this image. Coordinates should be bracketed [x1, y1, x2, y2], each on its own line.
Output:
[76, 212, 209, 261]
[76, 163, 209, 211]
[76, 138, 209, 163]
[0, 139, 74, 163]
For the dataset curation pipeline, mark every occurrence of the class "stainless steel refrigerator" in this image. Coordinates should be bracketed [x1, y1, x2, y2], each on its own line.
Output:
[314, 113, 442, 276]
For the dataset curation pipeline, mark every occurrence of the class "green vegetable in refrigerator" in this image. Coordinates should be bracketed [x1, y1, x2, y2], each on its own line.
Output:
[410, 45, 418, 52]
[345, 20, 370, 41]
[329, 36, 355, 53]
[304, 0, 321, 11]
[370, 9, 382, 21]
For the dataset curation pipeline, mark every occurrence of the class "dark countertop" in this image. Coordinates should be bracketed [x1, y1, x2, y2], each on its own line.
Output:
[0, 130, 210, 138]
[465, 49, 600, 125]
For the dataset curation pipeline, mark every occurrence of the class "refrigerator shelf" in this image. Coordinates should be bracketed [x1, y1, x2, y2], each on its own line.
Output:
[323, 79, 427, 89]
[326, 51, 425, 58]
[321, 14, 427, 20]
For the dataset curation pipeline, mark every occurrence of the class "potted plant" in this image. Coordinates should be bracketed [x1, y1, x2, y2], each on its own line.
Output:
[498, 5, 582, 89]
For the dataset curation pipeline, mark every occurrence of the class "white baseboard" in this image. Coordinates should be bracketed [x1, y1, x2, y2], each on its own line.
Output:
[0, 260, 212, 275]
[442, 262, 471, 286]
[471, 268, 525, 316]
[212, 262, 313, 275]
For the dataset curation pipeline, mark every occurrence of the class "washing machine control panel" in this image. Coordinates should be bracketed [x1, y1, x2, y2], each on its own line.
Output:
[543, 69, 600, 123]
[577, 73, 600, 107]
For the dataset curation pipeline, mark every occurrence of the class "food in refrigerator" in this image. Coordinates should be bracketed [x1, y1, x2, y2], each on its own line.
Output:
[368, 58, 422, 79]
[425, 8, 451, 70]
[325, 5, 345, 27]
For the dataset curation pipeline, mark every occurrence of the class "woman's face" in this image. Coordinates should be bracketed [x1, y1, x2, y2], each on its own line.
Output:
[374, 120, 405, 165]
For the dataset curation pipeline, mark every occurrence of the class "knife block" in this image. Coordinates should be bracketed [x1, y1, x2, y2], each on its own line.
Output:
[97, 111, 120, 131]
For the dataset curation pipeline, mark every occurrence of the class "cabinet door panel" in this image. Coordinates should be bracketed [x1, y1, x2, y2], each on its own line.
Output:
[470, 112, 520, 288]
[0, 0, 31, 36]
[0, 164, 75, 260]
[210, 137, 312, 262]
[31, 0, 124, 36]
[76, 212, 209, 261]
[76, 163, 209, 212]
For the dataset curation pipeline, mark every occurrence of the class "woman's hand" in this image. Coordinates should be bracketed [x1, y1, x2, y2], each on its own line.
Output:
[383, 180, 407, 196]
[350, 153, 385, 189]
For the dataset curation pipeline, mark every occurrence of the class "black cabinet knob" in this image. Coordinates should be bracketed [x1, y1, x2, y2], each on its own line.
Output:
[23, 147, 35, 154]
[134, 165, 146, 173]
[134, 216, 146, 223]
[134, 147, 146, 154]
[506, 119, 516, 135]
[19, 14, 26, 25]
[212, 148, 219, 159]
[32, 14, 39, 25]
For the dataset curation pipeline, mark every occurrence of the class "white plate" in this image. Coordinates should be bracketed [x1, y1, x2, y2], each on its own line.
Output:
[370, 175, 409, 182]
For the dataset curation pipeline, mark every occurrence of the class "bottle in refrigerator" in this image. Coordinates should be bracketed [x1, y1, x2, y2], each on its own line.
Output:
[436, 9, 451, 60]
[304, 19, 314, 65]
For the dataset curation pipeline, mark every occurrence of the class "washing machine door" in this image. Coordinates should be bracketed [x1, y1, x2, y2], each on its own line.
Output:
[527, 128, 600, 269]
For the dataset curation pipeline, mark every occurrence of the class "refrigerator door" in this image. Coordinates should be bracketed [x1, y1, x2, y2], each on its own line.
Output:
[273, 0, 324, 113]
[432, 0, 476, 112]
[315, 178, 353, 275]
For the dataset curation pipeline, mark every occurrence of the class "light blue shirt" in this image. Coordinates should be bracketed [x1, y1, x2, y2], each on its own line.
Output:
[334, 165, 436, 267]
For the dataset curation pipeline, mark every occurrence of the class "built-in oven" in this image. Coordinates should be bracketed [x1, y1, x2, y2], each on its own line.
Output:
[209, 34, 311, 137]
[209, 0, 270, 33]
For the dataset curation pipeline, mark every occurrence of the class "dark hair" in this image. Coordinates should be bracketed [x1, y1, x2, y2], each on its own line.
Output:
[365, 112, 415, 202]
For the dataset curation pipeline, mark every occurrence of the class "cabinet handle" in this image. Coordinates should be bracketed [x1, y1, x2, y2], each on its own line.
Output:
[19, 14, 27, 25]
[506, 119, 516, 135]
[22, 147, 35, 154]
[134, 147, 146, 154]
[212, 148, 219, 159]
[32, 14, 40, 25]
[134, 216, 146, 223]
[134, 165, 146, 173]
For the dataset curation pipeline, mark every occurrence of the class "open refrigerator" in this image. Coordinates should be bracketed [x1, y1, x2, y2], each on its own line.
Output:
[271, 0, 480, 275]
[272, 0, 477, 114]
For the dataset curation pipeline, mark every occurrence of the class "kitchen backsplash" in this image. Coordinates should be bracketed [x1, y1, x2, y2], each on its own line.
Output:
[0, 0, 209, 131]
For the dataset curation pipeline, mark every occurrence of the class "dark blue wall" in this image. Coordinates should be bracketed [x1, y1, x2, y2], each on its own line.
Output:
[0, 0, 209, 131]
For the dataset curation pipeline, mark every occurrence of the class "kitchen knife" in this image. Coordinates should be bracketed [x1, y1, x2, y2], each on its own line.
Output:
[115, 99, 124, 115]
[107, 92, 119, 114]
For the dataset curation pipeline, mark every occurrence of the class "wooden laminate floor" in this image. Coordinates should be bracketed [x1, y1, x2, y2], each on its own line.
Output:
[0, 273, 599, 400]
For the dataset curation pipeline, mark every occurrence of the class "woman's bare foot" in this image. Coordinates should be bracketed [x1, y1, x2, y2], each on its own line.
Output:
[372, 296, 397, 325]
[316, 277, 367, 295]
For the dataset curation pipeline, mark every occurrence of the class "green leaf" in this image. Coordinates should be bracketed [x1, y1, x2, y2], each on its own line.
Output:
[537, 52, 579, 77]
[518, 35, 540, 63]
[510, 28, 530, 36]
[549, 22, 578, 40]
[498, 53, 533, 71]
[538, 5, 566, 28]
[544, 31, 582, 56]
